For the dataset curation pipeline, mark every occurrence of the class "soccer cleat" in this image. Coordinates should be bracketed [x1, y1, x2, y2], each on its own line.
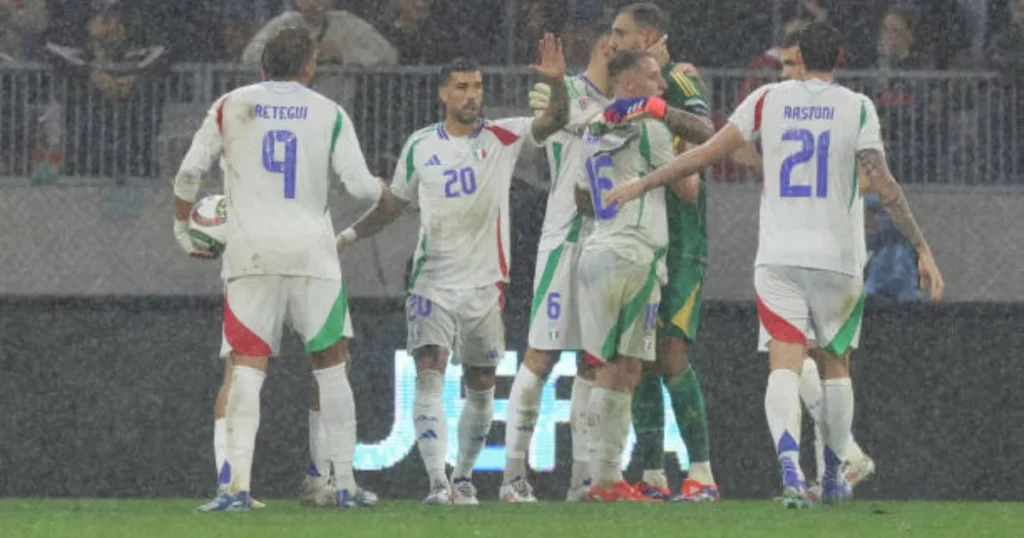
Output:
[422, 481, 453, 505]
[821, 447, 851, 505]
[565, 479, 591, 502]
[451, 478, 480, 506]
[587, 481, 655, 502]
[298, 474, 330, 505]
[670, 478, 721, 502]
[780, 484, 813, 509]
[842, 453, 876, 488]
[500, 476, 538, 503]
[197, 490, 251, 512]
[633, 481, 671, 501]
[335, 488, 378, 508]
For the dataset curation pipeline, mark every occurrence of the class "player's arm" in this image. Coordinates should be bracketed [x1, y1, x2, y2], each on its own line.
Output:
[528, 33, 570, 143]
[661, 106, 714, 144]
[337, 186, 407, 251]
[729, 142, 764, 175]
[855, 97, 944, 300]
[856, 148, 944, 300]
[172, 99, 225, 257]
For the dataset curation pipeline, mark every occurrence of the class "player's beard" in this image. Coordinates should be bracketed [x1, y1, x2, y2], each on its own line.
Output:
[453, 104, 480, 124]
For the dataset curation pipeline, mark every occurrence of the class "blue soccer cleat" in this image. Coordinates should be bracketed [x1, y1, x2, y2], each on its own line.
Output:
[197, 490, 251, 512]
[336, 488, 378, 508]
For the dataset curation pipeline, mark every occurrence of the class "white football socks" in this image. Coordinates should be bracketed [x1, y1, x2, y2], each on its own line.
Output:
[414, 371, 448, 487]
[569, 376, 594, 489]
[504, 367, 543, 484]
[797, 357, 826, 481]
[589, 386, 631, 489]
[307, 409, 331, 482]
[765, 369, 803, 484]
[213, 417, 228, 486]
[452, 386, 495, 481]
[821, 377, 854, 482]
[226, 365, 265, 494]
[314, 363, 358, 492]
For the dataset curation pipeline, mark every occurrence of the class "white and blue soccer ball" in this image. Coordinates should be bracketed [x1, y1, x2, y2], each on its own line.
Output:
[189, 194, 227, 255]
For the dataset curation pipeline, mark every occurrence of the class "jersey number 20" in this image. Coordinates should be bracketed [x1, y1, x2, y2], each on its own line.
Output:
[780, 128, 830, 198]
[263, 130, 297, 199]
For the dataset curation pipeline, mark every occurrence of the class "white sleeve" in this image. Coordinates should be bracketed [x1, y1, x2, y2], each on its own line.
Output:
[173, 96, 225, 202]
[390, 135, 421, 206]
[493, 117, 542, 148]
[646, 120, 677, 168]
[728, 85, 772, 142]
[855, 97, 885, 152]
[330, 106, 382, 204]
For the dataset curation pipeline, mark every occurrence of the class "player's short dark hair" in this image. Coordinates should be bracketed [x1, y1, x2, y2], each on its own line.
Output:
[796, 22, 843, 72]
[440, 57, 481, 86]
[608, 49, 654, 84]
[619, 2, 667, 36]
[261, 27, 316, 80]
[781, 27, 802, 49]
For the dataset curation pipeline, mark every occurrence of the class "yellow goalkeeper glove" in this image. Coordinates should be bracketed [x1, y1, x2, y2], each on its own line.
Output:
[528, 82, 551, 117]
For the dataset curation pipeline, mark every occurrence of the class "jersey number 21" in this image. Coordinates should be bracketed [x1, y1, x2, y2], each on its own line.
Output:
[780, 128, 830, 198]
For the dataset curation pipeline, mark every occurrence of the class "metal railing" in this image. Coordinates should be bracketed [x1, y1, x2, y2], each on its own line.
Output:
[1, 63, 1020, 186]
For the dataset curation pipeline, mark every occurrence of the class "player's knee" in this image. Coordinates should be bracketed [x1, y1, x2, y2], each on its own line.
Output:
[523, 347, 557, 379]
[414, 345, 448, 374]
[463, 366, 496, 390]
[309, 339, 349, 370]
[817, 351, 850, 379]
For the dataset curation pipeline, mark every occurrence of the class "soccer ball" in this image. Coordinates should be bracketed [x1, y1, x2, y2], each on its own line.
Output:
[189, 194, 227, 254]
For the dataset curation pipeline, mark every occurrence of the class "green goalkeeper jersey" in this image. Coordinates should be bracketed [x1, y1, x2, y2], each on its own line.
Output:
[661, 62, 710, 266]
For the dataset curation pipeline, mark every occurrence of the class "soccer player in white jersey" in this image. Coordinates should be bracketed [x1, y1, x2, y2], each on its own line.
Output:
[602, 22, 944, 507]
[752, 32, 874, 500]
[572, 49, 680, 502]
[172, 28, 391, 511]
[498, 24, 611, 504]
[335, 35, 570, 505]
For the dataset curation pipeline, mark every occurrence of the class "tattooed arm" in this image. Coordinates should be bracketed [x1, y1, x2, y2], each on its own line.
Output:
[661, 106, 714, 144]
[857, 148, 946, 299]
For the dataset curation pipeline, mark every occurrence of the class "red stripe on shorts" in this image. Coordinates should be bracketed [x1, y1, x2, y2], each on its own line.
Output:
[223, 297, 273, 357]
[585, 352, 605, 367]
[756, 295, 807, 345]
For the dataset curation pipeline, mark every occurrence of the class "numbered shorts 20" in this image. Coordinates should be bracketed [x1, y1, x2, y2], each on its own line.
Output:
[223, 276, 353, 357]
[754, 265, 865, 356]
[406, 286, 505, 367]
[578, 249, 661, 362]
[528, 243, 583, 351]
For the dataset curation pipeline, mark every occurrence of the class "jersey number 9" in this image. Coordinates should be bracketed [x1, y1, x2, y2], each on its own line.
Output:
[262, 130, 298, 199]
[780, 128, 831, 198]
[586, 154, 618, 220]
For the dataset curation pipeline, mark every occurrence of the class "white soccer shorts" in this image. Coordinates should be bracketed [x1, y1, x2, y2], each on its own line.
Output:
[223, 276, 353, 357]
[578, 248, 661, 362]
[527, 243, 583, 351]
[754, 265, 865, 356]
[406, 285, 505, 367]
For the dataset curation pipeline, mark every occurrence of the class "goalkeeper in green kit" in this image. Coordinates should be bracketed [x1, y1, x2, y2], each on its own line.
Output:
[603, 2, 720, 502]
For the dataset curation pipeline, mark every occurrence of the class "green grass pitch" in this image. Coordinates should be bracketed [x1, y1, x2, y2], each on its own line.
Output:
[2, 499, 1021, 538]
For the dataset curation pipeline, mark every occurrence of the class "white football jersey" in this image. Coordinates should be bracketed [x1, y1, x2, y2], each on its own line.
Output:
[537, 74, 607, 251]
[392, 118, 538, 297]
[730, 79, 883, 276]
[178, 81, 381, 280]
[575, 119, 675, 268]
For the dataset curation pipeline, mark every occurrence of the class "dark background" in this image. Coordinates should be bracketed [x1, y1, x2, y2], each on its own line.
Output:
[2, 297, 1021, 501]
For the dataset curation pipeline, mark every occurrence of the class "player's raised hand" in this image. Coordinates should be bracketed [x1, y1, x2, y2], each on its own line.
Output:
[647, 35, 670, 67]
[916, 246, 945, 301]
[603, 96, 667, 125]
[603, 176, 648, 207]
[173, 218, 216, 259]
[529, 33, 565, 81]
[528, 82, 552, 117]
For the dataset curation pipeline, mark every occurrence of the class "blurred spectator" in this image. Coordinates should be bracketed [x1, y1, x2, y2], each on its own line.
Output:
[738, 17, 809, 102]
[987, 0, 1024, 178]
[221, 0, 256, 61]
[517, 0, 567, 65]
[874, 5, 938, 183]
[0, 0, 49, 61]
[375, 0, 447, 65]
[242, 0, 397, 67]
[864, 194, 919, 304]
[44, 0, 169, 178]
[988, 0, 1024, 76]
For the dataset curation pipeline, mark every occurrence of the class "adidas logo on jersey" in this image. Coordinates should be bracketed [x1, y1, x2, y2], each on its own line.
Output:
[425, 154, 442, 166]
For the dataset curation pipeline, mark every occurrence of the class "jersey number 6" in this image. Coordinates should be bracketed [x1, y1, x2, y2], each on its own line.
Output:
[586, 154, 618, 220]
[780, 128, 831, 198]
[262, 130, 298, 199]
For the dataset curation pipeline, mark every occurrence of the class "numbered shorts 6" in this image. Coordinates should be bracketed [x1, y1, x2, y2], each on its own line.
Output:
[223, 276, 352, 357]
[406, 286, 505, 368]
[578, 249, 661, 362]
[754, 265, 865, 357]
[528, 243, 583, 351]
